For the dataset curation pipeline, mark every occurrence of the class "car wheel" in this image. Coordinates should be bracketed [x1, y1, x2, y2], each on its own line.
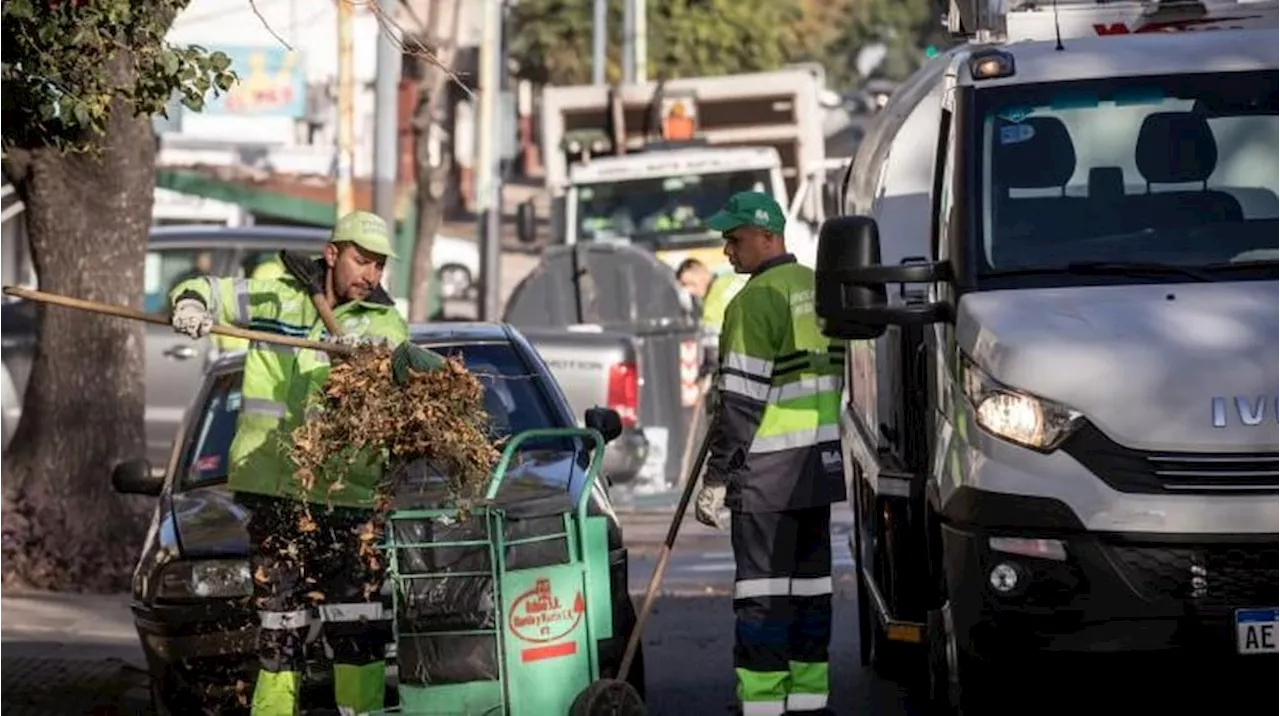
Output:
[436, 264, 473, 300]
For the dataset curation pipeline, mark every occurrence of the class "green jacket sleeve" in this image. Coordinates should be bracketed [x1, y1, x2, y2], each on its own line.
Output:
[705, 286, 779, 486]
[168, 275, 290, 329]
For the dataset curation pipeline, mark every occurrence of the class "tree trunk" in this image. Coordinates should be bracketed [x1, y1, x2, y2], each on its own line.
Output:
[408, 0, 463, 323]
[1, 55, 155, 593]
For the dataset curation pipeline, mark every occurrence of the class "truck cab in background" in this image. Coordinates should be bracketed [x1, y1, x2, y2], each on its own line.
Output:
[816, 0, 1279, 711]
[521, 66, 830, 272]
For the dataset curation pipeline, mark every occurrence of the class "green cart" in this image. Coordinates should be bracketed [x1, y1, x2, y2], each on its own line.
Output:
[377, 427, 646, 716]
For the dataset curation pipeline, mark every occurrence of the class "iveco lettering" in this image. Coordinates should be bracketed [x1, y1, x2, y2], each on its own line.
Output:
[815, 0, 1279, 712]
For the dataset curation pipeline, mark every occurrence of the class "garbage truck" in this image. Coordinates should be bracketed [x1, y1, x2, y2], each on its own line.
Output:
[520, 66, 830, 272]
[815, 0, 1279, 711]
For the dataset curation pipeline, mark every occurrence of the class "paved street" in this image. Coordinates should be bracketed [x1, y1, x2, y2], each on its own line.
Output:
[0, 504, 920, 716]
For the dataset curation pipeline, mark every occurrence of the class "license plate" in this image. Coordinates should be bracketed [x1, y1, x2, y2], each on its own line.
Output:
[1235, 608, 1278, 655]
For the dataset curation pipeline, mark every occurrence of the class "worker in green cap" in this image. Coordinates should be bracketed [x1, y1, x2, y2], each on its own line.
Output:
[168, 209, 444, 716]
[695, 191, 846, 716]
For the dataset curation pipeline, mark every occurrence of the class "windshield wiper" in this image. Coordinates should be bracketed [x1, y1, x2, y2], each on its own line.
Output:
[984, 261, 1216, 282]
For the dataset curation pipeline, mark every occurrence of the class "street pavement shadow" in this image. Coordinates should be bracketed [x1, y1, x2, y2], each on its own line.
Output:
[1, 640, 150, 716]
[637, 593, 916, 716]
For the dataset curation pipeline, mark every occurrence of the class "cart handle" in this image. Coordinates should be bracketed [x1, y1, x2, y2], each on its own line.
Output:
[484, 427, 608, 520]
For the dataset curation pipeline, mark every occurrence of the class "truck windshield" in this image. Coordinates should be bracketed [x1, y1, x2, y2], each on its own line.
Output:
[178, 342, 571, 491]
[975, 70, 1278, 279]
[575, 168, 772, 245]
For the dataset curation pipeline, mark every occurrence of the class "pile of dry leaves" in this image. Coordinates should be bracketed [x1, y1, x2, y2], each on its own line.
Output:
[288, 344, 500, 515]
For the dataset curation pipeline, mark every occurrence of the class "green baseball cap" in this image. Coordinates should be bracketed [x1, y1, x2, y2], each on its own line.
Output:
[704, 191, 786, 235]
[332, 210, 397, 258]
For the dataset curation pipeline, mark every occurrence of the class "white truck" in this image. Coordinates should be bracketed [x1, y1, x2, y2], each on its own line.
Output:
[816, 0, 1278, 711]
[518, 66, 831, 271]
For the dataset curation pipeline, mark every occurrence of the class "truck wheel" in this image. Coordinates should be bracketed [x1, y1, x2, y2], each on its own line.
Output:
[926, 601, 986, 715]
[569, 678, 647, 716]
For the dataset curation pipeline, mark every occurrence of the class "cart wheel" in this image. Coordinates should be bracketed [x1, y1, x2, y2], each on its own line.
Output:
[569, 678, 647, 716]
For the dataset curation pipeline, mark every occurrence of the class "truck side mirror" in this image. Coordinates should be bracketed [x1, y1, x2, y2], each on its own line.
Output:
[814, 216, 952, 341]
[111, 457, 162, 496]
[584, 406, 623, 444]
[516, 200, 537, 245]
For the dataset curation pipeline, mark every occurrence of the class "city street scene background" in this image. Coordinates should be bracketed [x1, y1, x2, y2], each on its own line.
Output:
[2, 0, 1277, 715]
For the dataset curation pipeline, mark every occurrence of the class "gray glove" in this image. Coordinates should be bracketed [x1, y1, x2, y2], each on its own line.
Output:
[331, 333, 392, 349]
[694, 483, 727, 530]
[171, 299, 213, 339]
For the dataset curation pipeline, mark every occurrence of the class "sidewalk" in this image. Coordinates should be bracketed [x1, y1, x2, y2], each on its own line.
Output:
[1, 589, 149, 715]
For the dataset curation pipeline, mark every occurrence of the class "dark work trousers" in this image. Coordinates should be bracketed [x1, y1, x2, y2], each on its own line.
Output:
[731, 505, 833, 716]
[237, 494, 389, 681]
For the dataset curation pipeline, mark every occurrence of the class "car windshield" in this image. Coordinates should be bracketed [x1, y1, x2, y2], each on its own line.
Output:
[574, 168, 772, 246]
[178, 341, 576, 492]
[975, 70, 1278, 278]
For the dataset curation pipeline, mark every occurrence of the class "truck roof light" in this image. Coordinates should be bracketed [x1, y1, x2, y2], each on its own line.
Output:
[969, 49, 1016, 80]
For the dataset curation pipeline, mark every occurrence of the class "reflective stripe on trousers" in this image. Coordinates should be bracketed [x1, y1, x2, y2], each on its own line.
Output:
[259, 608, 310, 630]
[734, 576, 833, 600]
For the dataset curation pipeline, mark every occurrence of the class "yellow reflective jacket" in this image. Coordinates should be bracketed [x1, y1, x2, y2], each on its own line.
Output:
[170, 253, 408, 508]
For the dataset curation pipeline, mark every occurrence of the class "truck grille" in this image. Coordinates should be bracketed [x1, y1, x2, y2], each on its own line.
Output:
[1060, 422, 1279, 495]
[1108, 543, 1278, 608]
[1146, 452, 1279, 492]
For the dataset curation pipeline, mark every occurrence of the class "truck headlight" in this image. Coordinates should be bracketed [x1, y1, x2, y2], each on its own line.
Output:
[157, 559, 253, 600]
[961, 354, 1081, 452]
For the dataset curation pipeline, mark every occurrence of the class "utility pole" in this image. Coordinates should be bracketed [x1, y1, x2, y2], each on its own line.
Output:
[621, 0, 634, 84]
[634, 0, 647, 83]
[372, 0, 401, 234]
[336, 0, 356, 216]
[591, 0, 607, 85]
[476, 0, 503, 321]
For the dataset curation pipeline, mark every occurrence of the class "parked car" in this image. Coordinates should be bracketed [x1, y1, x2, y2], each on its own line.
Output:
[111, 322, 645, 714]
[1, 224, 445, 464]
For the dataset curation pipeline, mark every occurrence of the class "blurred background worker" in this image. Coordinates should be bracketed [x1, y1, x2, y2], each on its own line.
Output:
[693, 191, 846, 716]
[168, 210, 443, 716]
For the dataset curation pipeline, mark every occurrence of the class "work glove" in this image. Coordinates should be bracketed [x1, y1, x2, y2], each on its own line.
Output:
[279, 251, 325, 295]
[171, 298, 213, 339]
[331, 333, 391, 349]
[391, 342, 449, 386]
[694, 482, 728, 530]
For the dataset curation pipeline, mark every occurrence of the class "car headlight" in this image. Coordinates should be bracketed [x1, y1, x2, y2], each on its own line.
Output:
[961, 354, 1081, 452]
[157, 559, 252, 600]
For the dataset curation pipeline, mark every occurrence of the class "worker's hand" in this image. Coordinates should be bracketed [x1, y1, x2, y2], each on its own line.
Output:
[279, 251, 325, 295]
[331, 333, 384, 348]
[391, 342, 449, 385]
[171, 298, 213, 339]
[694, 483, 727, 530]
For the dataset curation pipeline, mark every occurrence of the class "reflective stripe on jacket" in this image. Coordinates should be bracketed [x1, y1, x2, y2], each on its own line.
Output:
[708, 254, 846, 513]
[169, 254, 409, 508]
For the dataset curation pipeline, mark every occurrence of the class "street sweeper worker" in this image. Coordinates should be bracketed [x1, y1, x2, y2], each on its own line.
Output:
[693, 191, 846, 716]
[168, 209, 445, 716]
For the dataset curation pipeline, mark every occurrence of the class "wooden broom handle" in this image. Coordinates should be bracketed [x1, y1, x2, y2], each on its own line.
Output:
[2, 285, 354, 356]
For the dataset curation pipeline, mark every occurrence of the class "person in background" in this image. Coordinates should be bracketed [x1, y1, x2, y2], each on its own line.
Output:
[694, 191, 846, 716]
[676, 258, 713, 306]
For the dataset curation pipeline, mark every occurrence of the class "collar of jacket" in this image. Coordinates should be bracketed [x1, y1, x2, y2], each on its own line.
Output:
[278, 250, 396, 308]
[751, 253, 797, 277]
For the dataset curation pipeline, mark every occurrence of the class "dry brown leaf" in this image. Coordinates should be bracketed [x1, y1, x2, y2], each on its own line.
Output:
[287, 344, 499, 521]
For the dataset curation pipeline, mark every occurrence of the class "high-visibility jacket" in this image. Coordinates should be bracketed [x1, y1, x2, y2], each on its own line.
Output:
[707, 254, 846, 513]
[214, 256, 290, 354]
[701, 269, 748, 336]
[169, 253, 409, 509]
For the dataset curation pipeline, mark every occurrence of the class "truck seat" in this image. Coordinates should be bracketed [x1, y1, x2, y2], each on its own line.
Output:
[1133, 111, 1244, 227]
[990, 116, 1082, 266]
